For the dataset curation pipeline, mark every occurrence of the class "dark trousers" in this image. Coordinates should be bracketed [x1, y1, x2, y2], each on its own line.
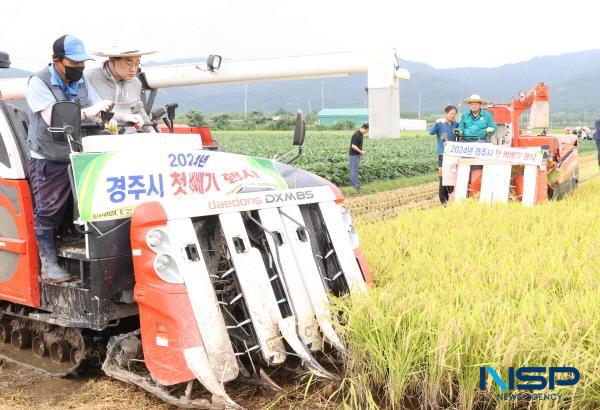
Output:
[596, 140, 600, 167]
[438, 155, 453, 204]
[349, 154, 361, 190]
[28, 158, 72, 229]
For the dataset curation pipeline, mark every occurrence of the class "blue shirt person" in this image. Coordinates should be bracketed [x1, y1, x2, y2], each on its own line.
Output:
[429, 105, 459, 156]
[457, 94, 497, 141]
[27, 64, 103, 160]
[26, 34, 112, 283]
[429, 105, 458, 204]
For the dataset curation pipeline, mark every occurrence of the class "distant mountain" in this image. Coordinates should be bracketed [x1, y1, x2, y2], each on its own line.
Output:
[148, 50, 600, 115]
[5, 50, 600, 114]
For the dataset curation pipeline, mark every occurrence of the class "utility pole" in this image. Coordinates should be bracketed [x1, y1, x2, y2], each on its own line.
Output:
[321, 80, 324, 111]
[418, 91, 421, 120]
[244, 84, 248, 120]
[308, 98, 312, 115]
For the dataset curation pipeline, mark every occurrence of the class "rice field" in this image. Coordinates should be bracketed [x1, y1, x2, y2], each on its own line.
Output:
[0, 144, 598, 409]
[334, 176, 600, 409]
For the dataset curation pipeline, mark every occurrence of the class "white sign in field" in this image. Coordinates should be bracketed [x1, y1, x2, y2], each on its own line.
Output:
[444, 142, 544, 166]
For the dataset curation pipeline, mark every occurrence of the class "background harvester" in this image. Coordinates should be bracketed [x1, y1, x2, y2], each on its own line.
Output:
[445, 83, 579, 205]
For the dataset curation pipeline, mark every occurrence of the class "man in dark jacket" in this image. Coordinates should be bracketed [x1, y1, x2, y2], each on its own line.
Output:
[348, 123, 369, 192]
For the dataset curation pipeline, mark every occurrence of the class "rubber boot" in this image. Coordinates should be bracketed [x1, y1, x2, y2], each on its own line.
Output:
[35, 227, 73, 283]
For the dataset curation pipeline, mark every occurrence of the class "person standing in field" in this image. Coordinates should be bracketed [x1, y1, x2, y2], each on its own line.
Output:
[429, 105, 459, 204]
[455, 94, 496, 141]
[594, 120, 600, 169]
[348, 123, 369, 192]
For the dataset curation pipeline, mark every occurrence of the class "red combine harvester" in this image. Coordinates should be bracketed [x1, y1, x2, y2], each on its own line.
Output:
[0, 51, 388, 408]
[447, 83, 579, 204]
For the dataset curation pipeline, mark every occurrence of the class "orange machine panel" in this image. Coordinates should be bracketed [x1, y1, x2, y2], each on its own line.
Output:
[0, 178, 40, 307]
[158, 124, 217, 147]
[130, 201, 202, 385]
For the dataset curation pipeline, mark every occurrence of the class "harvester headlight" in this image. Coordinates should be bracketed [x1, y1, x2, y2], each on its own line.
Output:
[155, 254, 172, 272]
[153, 253, 183, 284]
[147, 229, 168, 249]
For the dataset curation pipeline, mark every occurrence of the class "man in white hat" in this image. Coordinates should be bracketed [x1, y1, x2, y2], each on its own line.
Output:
[456, 94, 496, 142]
[86, 44, 157, 131]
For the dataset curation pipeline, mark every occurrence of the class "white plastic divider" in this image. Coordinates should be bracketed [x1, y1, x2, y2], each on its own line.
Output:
[220, 210, 339, 378]
[218, 212, 287, 365]
[278, 205, 346, 352]
[454, 159, 473, 203]
[163, 219, 239, 402]
[522, 165, 539, 207]
[317, 201, 368, 294]
[480, 164, 512, 204]
[257, 207, 322, 350]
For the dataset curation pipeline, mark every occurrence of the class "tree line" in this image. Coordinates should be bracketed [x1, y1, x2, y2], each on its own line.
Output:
[176, 108, 363, 131]
[175, 108, 600, 131]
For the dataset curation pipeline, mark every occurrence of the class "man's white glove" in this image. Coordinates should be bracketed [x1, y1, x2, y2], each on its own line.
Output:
[485, 127, 494, 133]
[82, 100, 113, 120]
[436, 118, 447, 124]
[124, 114, 145, 129]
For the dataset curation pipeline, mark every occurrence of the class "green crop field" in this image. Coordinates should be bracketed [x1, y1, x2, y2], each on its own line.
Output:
[213, 131, 598, 187]
[213, 130, 438, 186]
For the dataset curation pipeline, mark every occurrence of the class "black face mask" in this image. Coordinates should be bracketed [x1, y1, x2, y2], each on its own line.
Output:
[64, 65, 84, 82]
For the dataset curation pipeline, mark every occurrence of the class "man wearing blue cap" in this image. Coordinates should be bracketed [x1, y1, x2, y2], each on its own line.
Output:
[26, 34, 112, 283]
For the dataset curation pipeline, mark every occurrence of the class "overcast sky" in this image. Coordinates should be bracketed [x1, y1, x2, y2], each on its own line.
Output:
[2, 0, 598, 71]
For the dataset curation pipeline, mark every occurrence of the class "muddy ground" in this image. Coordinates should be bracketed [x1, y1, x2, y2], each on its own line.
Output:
[0, 359, 331, 409]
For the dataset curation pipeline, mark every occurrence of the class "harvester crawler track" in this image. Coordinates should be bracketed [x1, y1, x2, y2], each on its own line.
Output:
[0, 302, 98, 377]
